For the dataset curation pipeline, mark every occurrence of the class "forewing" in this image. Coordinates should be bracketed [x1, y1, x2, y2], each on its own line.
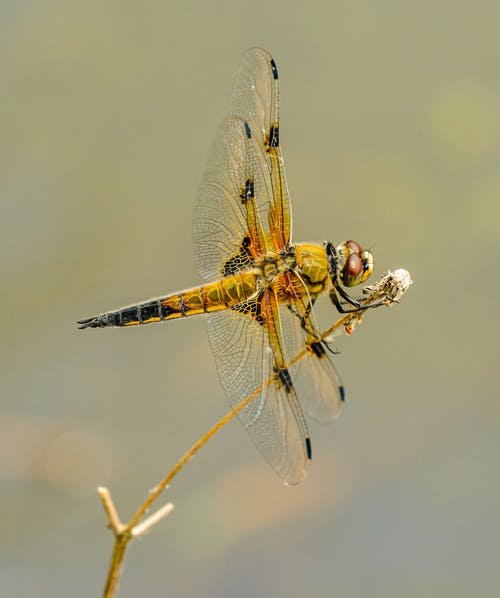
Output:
[193, 48, 293, 280]
[193, 116, 268, 281]
[206, 297, 310, 485]
[231, 48, 292, 249]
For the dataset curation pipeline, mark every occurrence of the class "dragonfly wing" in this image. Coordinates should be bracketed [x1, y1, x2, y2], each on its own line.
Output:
[193, 115, 268, 281]
[206, 289, 310, 485]
[289, 335, 345, 424]
[193, 49, 292, 283]
[280, 284, 345, 424]
[231, 48, 292, 250]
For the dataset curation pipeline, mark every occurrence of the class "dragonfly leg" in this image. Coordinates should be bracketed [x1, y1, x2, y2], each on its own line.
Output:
[287, 299, 339, 355]
[287, 298, 318, 339]
[329, 286, 389, 314]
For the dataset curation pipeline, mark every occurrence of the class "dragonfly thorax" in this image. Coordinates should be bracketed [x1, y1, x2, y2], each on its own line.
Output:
[258, 251, 294, 283]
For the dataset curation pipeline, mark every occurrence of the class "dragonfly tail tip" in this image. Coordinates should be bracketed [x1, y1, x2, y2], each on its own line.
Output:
[77, 317, 99, 330]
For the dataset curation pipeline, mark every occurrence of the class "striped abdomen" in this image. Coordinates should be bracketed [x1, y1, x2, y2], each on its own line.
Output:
[77, 272, 258, 329]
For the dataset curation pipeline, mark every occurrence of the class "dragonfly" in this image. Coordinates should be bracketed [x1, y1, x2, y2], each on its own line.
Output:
[78, 48, 386, 485]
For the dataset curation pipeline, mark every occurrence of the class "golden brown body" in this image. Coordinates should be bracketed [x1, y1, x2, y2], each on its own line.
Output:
[79, 242, 329, 329]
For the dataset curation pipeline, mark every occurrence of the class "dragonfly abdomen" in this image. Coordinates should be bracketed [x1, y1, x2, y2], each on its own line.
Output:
[77, 272, 258, 329]
[77, 298, 180, 328]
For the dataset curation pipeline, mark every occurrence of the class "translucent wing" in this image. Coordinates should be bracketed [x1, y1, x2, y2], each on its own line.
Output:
[206, 289, 311, 485]
[231, 47, 292, 250]
[193, 48, 291, 282]
[280, 277, 345, 424]
[194, 115, 269, 280]
[288, 315, 344, 424]
[286, 327, 345, 424]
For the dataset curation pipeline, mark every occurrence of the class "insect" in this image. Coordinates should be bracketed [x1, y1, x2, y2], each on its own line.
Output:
[78, 48, 385, 485]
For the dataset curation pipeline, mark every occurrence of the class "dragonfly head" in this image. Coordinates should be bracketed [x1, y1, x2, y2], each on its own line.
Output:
[327, 240, 373, 287]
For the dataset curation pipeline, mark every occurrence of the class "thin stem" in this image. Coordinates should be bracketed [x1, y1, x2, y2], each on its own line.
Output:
[98, 487, 123, 533]
[127, 372, 275, 530]
[103, 536, 129, 598]
[131, 503, 175, 538]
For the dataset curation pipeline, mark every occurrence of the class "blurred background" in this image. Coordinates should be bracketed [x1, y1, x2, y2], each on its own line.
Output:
[1, 1, 499, 596]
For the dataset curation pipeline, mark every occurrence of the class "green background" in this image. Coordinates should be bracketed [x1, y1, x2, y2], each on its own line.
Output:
[1, 1, 499, 596]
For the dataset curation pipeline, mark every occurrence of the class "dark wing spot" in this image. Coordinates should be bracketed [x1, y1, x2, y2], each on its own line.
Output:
[244, 122, 252, 139]
[239, 178, 254, 202]
[339, 386, 345, 402]
[276, 367, 293, 394]
[231, 296, 264, 325]
[268, 124, 279, 148]
[305, 437, 312, 460]
[270, 57, 279, 79]
[222, 236, 254, 276]
[310, 341, 326, 358]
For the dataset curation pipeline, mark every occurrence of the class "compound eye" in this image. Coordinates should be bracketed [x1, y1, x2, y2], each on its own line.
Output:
[347, 253, 362, 278]
[346, 240, 362, 254]
[341, 253, 364, 286]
